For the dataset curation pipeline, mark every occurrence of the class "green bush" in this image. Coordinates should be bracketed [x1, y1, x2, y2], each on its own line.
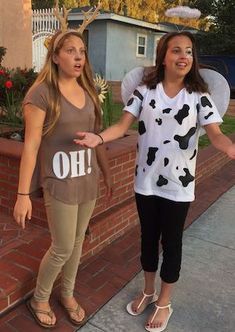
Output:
[102, 88, 113, 129]
[0, 65, 37, 126]
[0, 47, 6, 66]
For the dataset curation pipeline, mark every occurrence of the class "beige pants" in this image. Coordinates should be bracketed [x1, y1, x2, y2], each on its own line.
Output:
[34, 190, 96, 302]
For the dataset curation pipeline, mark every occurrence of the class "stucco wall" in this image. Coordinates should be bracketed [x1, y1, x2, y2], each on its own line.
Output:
[0, 0, 32, 69]
[68, 17, 163, 81]
[106, 21, 159, 81]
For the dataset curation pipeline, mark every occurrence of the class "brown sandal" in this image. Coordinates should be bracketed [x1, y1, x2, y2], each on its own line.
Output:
[60, 302, 87, 326]
[26, 299, 56, 329]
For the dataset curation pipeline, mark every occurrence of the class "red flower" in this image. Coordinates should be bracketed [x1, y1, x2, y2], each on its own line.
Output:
[0, 69, 5, 75]
[5, 80, 13, 89]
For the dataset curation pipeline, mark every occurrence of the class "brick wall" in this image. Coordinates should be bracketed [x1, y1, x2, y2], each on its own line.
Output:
[227, 99, 235, 117]
[0, 132, 234, 260]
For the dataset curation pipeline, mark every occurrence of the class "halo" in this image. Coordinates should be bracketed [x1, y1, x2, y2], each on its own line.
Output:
[165, 6, 201, 19]
[121, 67, 230, 136]
[198, 68, 230, 134]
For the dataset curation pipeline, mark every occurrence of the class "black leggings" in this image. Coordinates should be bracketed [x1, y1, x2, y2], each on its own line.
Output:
[135, 193, 190, 283]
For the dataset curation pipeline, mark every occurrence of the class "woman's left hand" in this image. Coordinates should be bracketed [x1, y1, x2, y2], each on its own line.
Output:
[226, 144, 235, 159]
[104, 175, 113, 201]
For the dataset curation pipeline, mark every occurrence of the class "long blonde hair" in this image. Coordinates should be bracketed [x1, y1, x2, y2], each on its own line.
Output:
[28, 31, 101, 135]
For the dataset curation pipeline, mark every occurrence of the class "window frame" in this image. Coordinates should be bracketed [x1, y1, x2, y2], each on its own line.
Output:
[136, 33, 147, 58]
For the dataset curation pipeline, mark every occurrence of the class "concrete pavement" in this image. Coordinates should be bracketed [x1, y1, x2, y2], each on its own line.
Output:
[79, 185, 235, 332]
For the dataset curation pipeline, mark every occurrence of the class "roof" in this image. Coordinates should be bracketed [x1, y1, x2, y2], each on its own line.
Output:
[69, 8, 200, 34]
[157, 21, 199, 33]
[69, 7, 169, 32]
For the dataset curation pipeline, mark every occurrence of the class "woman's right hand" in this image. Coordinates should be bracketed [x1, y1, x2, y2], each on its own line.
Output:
[13, 196, 32, 229]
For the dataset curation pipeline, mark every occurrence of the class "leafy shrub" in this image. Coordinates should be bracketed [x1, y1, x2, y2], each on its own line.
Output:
[0, 48, 37, 126]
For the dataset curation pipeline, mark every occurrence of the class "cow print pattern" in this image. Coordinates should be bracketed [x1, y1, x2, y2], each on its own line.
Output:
[163, 108, 172, 114]
[127, 97, 134, 106]
[147, 147, 159, 166]
[174, 104, 190, 124]
[155, 118, 162, 125]
[138, 121, 146, 135]
[201, 96, 212, 108]
[205, 112, 213, 120]
[135, 165, 138, 176]
[174, 126, 197, 150]
[190, 149, 197, 160]
[133, 89, 144, 101]
[157, 175, 168, 187]
[125, 86, 221, 200]
[149, 99, 156, 109]
[179, 168, 194, 187]
[164, 158, 169, 167]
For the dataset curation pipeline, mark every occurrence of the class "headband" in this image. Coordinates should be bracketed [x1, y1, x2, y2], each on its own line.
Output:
[44, 0, 101, 50]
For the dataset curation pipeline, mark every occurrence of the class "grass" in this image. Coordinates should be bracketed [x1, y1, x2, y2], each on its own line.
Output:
[110, 103, 235, 148]
[199, 115, 235, 148]
[111, 103, 139, 130]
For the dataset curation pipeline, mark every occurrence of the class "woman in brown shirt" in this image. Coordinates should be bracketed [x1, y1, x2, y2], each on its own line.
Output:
[13, 30, 111, 328]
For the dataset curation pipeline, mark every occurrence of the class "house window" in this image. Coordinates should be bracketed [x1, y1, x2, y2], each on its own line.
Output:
[136, 34, 147, 57]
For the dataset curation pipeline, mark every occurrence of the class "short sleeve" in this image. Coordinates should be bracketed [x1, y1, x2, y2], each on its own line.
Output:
[197, 93, 223, 127]
[23, 83, 50, 113]
[123, 84, 148, 118]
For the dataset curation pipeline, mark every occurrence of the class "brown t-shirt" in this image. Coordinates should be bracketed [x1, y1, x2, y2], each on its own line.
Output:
[24, 82, 99, 204]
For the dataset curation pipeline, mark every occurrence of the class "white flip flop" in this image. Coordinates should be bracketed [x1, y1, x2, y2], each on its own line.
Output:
[145, 303, 173, 332]
[126, 291, 158, 316]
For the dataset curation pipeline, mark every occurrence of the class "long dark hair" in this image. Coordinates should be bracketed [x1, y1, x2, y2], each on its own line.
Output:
[143, 31, 208, 93]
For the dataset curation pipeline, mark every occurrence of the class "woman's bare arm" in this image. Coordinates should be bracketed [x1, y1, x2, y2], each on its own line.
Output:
[13, 104, 45, 228]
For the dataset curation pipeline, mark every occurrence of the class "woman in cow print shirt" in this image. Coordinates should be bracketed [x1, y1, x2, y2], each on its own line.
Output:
[75, 31, 235, 332]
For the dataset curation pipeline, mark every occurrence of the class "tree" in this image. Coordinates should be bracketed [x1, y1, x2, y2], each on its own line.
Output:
[32, 0, 54, 9]
[32, 0, 86, 9]
[32, 0, 234, 54]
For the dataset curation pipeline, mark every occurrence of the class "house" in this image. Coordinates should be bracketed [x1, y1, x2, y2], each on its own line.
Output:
[68, 9, 169, 82]
[31, 7, 200, 101]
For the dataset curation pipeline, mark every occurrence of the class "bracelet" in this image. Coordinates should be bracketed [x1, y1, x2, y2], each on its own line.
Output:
[95, 133, 104, 145]
[17, 192, 30, 196]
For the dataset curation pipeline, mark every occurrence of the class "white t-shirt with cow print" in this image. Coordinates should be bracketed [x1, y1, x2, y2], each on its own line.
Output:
[124, 83, 222, 202]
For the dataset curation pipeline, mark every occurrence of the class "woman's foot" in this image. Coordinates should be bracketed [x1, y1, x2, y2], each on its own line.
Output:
[126, 291, 158, 315]
[145, 303, 173, 332]
[27, 298, 56, 328]
[60, 296, 86, 325]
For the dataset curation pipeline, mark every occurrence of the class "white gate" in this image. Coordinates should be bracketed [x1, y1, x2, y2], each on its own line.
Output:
[32, 8, 61, 72]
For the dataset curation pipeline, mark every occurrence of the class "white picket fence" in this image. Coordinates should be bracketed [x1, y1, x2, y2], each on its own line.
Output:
[32, 8, 61, 72]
